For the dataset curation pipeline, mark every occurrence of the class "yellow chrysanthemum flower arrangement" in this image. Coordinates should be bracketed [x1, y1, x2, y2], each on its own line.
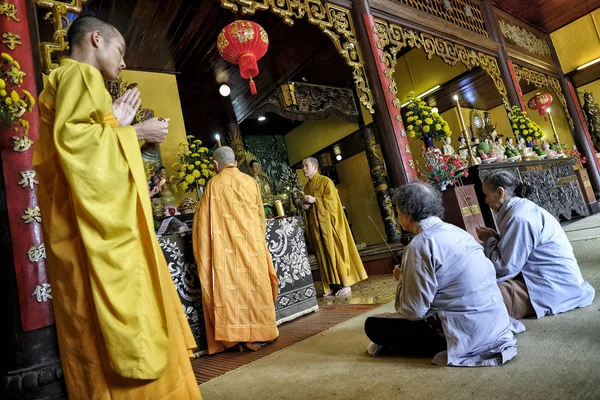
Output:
[404, 91, 451, 146]
[509, 105, 543, 143]
[170, 135, 215, 194]
[0, 53, 33, 132]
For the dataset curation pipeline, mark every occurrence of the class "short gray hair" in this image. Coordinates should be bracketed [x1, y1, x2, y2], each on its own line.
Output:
[213, 146, 236, 165]
[392, 182, 444, 221]
[303, 157, 319, 168]
[484, 170, 532, 198]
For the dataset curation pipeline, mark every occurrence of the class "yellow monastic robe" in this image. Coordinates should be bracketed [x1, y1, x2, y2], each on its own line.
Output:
[304, 173, 367, 293]
[33, 59, 201, 399]
[192, 166, 279, 355]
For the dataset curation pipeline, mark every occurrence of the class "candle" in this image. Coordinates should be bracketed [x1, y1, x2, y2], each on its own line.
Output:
[274, 200, 285, 218]
[453, 95, 467, 133]
[215, 133, 221, 147]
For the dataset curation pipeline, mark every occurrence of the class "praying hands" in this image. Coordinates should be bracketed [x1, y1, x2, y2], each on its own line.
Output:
[112, 88, 142, 126]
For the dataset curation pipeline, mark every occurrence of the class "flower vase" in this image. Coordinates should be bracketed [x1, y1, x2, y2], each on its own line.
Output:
[423, 136, 435, 149]
[439, 180, 452, 191]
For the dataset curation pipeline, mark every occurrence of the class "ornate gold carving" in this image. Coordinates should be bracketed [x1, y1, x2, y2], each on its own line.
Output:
[22, 206, 41, 224]
[32, 0, 88, 74]
[2, 32, 21, 50]
[513, 64, 574, 130]
[12, 135, 33, 152]
[28, 244, 46, 263]
[220, 0, 374, 113]
[408, 160, 415, 169]
[373, 19, 509, 111]
[18, 170, 39, 189]
[228, 125, 248, 170]
[404, 143, 411, 154]
[0, 2, 20, 21]
[498, 20, 550, 57]
[393, 0, 488, 37]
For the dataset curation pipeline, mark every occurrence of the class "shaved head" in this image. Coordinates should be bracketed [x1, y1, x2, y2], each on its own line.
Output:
[213, 146, 236, 171]
[67, 16, 119, 50]
[303, 157, 319, 168]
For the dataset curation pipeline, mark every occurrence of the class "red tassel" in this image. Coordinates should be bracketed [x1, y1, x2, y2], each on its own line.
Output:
[249, 78, 257, 95]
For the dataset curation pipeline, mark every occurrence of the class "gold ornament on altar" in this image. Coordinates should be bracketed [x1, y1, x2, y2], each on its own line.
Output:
[178, 198, 198, 215]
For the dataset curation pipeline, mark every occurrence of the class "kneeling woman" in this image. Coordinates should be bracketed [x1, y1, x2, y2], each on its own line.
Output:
[477, 170, 595, 319]
[365, 183, 524, 367]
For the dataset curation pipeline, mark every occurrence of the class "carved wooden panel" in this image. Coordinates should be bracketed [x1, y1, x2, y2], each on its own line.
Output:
[390, 0, 488, 37]
[470, 159, 588, 229]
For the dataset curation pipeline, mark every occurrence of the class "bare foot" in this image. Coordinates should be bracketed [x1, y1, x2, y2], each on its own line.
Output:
[323, 290, 336, 297]
[335, 286, 351, 297]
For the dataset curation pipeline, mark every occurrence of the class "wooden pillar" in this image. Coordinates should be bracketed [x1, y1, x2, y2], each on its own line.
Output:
[360, 125, 403, 242]
[353, 84, 402, 242]
[0, 1, 66, 398]
[545, 42, 600, 195]
[352, 0, 416, 189]
[563, 77, 600, 195]
[480, 0, 526, 110]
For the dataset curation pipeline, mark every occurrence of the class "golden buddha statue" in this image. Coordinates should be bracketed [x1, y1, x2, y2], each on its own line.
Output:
[249, 160, 273, 197]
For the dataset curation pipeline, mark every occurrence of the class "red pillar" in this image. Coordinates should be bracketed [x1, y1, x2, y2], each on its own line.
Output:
[0, 1, 65, 398]
[352, 0, 416, 188]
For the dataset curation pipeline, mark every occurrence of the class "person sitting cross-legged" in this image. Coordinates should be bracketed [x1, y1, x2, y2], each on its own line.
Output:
[365, 183, 525, 366]
[477, 170, 595, 319]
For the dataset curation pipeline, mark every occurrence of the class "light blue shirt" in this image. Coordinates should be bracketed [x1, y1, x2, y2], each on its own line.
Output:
[396, 216, 525, 366]
[485, 197, 595, 318]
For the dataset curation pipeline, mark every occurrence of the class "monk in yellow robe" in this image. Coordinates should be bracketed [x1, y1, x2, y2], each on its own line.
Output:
[302, 157, 367, 297]
[33, 16, 201, 399]
[193, 146, 279, 355]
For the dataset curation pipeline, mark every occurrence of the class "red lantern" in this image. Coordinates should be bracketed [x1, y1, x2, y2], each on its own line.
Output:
[527, 92, 553, 120]
[217, 20, 269, 95]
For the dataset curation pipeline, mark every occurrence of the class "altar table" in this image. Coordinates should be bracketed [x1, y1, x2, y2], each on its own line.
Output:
[464, 158, 589, 229]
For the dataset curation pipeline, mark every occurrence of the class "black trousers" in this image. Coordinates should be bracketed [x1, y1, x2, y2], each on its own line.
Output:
[364, 315, 447, 356]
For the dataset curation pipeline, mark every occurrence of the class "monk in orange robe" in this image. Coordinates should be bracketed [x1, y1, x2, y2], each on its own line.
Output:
[193, 146, 279, 355]
[33, 16, 201, 399]
[302, 157, 368, 297]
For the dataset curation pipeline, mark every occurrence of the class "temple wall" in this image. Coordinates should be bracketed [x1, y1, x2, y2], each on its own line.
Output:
[120, 70, 188, 204]
[336, 148, 387, 246]
[286, 116, 385, 245]
[551, 10, 600, 73]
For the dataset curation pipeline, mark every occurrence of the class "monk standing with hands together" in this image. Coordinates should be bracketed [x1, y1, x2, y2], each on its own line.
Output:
[34, 16, 202, 399]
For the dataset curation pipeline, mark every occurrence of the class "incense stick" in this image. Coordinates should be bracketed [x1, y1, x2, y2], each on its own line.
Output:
[368, 216, 401, 265]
